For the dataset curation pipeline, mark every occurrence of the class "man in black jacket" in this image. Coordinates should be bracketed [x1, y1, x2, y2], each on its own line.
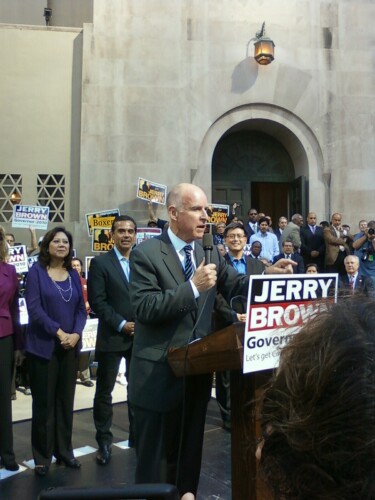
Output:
[88, 215, 136, 465]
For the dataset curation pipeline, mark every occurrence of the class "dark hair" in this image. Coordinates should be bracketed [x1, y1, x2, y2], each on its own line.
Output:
[258, 216, 269, 226]
[251, 240, 262, 248]
[223, 222, 246, 239]
[305, 262, 318, 272]
[320, 221, 330, 228]
[72, 257, 83, 267]
[259, 298, 375, 499]
[38, 227, 73, 269]
[111, 215, 137, 232]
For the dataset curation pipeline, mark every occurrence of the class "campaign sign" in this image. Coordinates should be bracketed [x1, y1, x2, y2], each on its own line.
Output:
[81, 318, 98, 352]
[28, 255, 39, 269]
[92, 228, 114, 253]
[19, 297, 29, 325]
[8, 245, 28, 273]
[137, 177, 167, 205]
[136, 227, 162, 245]
[243, 274, 338, 374]
[85, 209, 120, 236]
[208, 204, 230, 225]
[12, 205, 49, 230]
[85, 256, 94, 278]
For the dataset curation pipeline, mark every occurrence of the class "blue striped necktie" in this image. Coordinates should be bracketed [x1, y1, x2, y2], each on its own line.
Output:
[183, 245, 193, 281]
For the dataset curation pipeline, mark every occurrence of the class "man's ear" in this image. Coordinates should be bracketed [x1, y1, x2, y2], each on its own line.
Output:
[168, 205, 178, 222]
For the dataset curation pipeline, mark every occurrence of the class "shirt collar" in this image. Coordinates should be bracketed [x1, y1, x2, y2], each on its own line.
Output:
[228, 253, 246, 264]
[167, 227, 195, 254]
[113, 245, 128, 262]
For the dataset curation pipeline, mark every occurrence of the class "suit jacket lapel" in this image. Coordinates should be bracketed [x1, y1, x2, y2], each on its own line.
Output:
[159, 233, 185, 284]
[108, 249, 129, 289]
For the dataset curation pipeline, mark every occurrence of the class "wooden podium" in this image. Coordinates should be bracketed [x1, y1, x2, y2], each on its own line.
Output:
[168, 323, 272, 500]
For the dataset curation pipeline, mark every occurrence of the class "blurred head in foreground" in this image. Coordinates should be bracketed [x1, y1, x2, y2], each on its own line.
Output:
[258, 298, 375, 499]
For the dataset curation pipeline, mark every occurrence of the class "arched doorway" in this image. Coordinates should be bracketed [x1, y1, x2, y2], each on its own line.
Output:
[212, 129, 296, 224]
[193, 104, 326, 223]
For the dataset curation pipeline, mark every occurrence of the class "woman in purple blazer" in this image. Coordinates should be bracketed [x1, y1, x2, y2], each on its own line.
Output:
[25, 227, 86, 477]
[0, 226, 22, 471]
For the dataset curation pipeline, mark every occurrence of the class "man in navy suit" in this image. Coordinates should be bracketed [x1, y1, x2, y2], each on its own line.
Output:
[128, 184, 295, 500]
[88, 215, 136, 465]
[300, 212, 325, 271]
[339, 255, 375, 298]
[273, 240, 305, 274]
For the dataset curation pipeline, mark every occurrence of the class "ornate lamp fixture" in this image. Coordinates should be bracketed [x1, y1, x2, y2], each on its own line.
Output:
[247, 22, 275, 65]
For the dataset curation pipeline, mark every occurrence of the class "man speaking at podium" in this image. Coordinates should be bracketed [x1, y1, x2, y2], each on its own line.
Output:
[129, 183, 293, 500]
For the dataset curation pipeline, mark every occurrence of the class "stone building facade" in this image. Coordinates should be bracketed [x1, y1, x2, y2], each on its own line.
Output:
[0, 0, 374, 258]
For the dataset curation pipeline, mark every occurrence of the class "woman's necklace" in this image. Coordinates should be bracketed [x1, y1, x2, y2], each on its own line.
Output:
[50, 274, 73, 303]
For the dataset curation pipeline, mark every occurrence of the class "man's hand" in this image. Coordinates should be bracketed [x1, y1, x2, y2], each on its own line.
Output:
[122, 322, 135, 336]
[236, 313, 246, 322]
[265, 258, 297, 274]
[191, 260, 217, 292]
[311, 250, 319, 258]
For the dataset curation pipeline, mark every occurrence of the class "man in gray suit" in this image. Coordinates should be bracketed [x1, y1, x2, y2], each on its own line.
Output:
[88, 215, 136, 465]
[129, 183, 294, 500]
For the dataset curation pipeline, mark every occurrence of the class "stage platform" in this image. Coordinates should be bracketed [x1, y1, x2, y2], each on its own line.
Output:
[1, 391, 231, 500]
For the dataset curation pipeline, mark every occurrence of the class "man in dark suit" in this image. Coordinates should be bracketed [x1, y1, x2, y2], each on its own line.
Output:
[215, 223, 266, 430]
[273, 240, 305, 274]
[300, 212, 325, 271]
[87, 215, 136, 466]
[245, 207, 258, 241]
[339, 255, 375, 298]
[128, 183, 295, 500]
[274, 216, 288, 242]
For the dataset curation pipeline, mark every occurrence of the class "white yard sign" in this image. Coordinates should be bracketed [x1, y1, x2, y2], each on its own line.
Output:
[243, 274, 338, 374]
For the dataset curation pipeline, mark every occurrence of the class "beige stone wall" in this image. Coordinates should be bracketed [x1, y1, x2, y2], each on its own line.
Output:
[79, 0, 375, 252]
[0, 0, 93, 28]
[0, 24, 83, 244]
[1, 0, 374, 258]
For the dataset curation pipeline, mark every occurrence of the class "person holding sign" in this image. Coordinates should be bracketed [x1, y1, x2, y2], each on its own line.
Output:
[129, 183, 295, 500]
[257, 298, 375, 499]
[0, 226, 22, 472]
[24, 228, 87, 476]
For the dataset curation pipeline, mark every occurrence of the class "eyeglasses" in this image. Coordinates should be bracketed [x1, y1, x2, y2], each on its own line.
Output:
[226, 234, 245, 240]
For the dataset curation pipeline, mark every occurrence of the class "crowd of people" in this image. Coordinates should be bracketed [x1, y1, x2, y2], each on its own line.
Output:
[2, 188, 375, 499]
[210, 206, 375, 291]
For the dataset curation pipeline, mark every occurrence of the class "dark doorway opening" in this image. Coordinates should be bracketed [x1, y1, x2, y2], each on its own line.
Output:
[212, 128, 307, 223]
[251, 182, 289, 225]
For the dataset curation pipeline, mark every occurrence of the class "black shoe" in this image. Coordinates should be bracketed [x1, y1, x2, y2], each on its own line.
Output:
[96, 445, 111, 465]
[56, 457, 81, 469]
[35, 465, 49, 477]
[82, 380, 94, 387]
[4, 461, 19, 471]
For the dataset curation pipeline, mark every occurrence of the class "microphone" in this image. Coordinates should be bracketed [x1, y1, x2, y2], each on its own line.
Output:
[202, 233, 213, 265]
